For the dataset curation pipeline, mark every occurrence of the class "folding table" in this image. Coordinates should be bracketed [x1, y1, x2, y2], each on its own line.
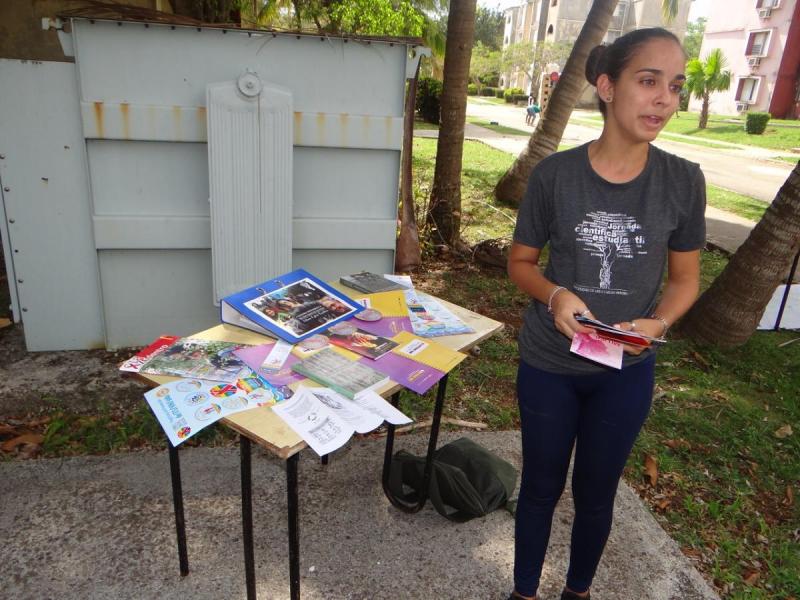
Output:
[138, 294, 503, 600]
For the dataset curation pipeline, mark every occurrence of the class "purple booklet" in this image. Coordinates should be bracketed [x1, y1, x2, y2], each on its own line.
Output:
[357, 352, 445, 395]
[234, 343, 305, 387]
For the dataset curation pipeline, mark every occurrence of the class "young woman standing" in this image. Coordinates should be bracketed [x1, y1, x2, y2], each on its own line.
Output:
[507, 28, 706, 600]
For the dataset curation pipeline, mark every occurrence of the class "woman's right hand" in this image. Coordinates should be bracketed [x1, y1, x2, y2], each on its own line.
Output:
[550, 289, 594, 340]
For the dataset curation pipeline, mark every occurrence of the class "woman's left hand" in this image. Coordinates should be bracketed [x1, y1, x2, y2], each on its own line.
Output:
[612, 318, 664, 355]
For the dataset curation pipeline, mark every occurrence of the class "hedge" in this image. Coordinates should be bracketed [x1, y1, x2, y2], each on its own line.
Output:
[745, 111, 771, 135]
[416, 77, 442, 124]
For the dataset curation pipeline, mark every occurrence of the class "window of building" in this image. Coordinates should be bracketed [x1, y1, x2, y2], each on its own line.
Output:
[551, 0, 557, 6]
[746, 29, 772, 56]
[756, 0, 780, 8]
[547, 24, 554, 35]
[736, 77, 761, 103]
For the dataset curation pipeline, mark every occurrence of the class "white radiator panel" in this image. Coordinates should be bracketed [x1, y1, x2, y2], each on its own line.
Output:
[207, 75, 293, 303]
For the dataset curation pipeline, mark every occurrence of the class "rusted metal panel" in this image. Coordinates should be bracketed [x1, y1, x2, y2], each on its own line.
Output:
[80, 101, 403, 150]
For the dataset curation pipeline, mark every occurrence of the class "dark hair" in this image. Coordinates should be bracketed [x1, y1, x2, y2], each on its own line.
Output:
[585, 28, 684, 116]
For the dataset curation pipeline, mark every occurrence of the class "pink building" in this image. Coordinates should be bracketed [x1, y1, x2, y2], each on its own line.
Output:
[694, 0, 800, 118]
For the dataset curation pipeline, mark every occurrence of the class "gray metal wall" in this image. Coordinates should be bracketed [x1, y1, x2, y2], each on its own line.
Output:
[0, 19, 423, 350]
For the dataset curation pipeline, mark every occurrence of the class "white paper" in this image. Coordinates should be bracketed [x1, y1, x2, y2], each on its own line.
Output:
[262, 339, 294, 370]
[383, 274, 413, 288]
[308, 387, 384, 433]
[353, 389, 413, 425]
[272, 386, 354, 456]
[757, 284, 800, 330]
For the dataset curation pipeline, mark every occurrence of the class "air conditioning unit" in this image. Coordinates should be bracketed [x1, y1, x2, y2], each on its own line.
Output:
[736, 102, 750, 112]
[758, 7, 772, 17]
[748, 56, 762, 67]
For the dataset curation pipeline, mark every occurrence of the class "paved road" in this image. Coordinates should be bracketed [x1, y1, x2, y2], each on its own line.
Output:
[466, 99, 796, 203]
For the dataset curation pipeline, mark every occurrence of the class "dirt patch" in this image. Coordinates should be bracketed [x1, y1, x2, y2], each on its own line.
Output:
[0, 323, 148, 418]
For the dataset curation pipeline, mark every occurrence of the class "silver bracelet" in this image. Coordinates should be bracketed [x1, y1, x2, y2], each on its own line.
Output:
[650, 314, 669, 338]
[547, 286, 566, 314]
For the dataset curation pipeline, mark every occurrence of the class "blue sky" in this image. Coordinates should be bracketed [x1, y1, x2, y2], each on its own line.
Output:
[477, 0, 711, 21]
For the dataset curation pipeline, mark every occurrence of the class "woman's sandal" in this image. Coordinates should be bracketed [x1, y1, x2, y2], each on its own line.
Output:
[560, 589, 591, 600]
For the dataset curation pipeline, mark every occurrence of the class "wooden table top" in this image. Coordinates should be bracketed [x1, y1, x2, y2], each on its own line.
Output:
[139, 294, 503, 459]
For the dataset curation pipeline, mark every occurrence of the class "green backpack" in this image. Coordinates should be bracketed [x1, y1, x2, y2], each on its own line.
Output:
[387, 437, 518, 522]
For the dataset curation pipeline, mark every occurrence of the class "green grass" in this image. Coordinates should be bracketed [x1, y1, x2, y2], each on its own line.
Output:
[706, 186, 768, 222]
[466, 116, 530, 137]
[572, 112, 800, 152]
[414, 118, 439, 131]
[468, 95, 507, 105]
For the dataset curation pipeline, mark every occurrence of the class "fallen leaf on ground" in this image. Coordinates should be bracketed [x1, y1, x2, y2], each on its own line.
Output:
[774, 424, 793, 439]
[1, 433, 45, 453]
[18, 443, 42, 459]
[664, 438, 691, 450]
[742, 570, 760, 586]
[644, 453, 658, 487]
[0, 424, 19, 436]
[785, 485, 794, 506]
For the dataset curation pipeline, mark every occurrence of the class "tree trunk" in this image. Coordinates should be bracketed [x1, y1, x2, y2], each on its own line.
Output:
[699, 94, 709, 129]
[427, 0, 477, 250]
[680, 161, 800, 346]
[494, 0, 619, 207]
[396, 66, 423, 273]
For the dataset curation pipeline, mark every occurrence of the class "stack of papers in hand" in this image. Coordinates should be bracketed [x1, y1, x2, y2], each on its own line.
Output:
[575, 315, 665, 347]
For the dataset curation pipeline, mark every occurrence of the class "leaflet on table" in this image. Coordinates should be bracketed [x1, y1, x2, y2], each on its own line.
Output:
[219, 268, 364, 344]
[144, 376, 285, 446]
[271, 385, 411, 456]
[234, 342, 306, 388]
[383, 274, 414, 289]
[403, 290, 474, 337]
[119, 334, 179, 373]
[138, 337, 251, 383]
[570, 332, 624, 369]
[291, 347, 389, 399]
[360, 330, 467, 395]
[350, 290, 414, 338]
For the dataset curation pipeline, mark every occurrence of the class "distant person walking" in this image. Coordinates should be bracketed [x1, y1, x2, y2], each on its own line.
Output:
[526, 101, 541, 126]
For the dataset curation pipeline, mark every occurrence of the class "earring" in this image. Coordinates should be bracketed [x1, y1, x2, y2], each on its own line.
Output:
[606, 96, 613, 102]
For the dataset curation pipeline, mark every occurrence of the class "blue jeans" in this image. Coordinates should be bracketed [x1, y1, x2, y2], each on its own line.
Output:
[513, 356, 655, 596]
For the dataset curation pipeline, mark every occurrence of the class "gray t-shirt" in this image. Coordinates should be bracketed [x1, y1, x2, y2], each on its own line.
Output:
[513, 142, 706, 374]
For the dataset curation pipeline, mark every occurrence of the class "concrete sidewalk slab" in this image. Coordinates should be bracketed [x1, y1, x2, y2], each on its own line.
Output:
[1, 431, 719, 600]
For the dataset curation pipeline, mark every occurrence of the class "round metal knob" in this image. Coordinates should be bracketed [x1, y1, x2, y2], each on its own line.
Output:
[237, 72, 262, 97]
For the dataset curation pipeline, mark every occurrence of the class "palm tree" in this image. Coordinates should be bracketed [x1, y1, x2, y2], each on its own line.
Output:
[493, 0, 619, 207]
[427, 0, 478, 249]
[685, 48, 732, 129]
[680, 161, 800, 346]
[661, 0, 679, 22]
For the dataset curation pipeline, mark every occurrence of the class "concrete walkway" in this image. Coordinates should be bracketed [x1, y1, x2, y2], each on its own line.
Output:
[0, 431, 720, 600]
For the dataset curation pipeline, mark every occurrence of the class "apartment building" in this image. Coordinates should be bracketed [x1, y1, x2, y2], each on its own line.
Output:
[501, 0, 691, 102]
[692, 0, 800, 118]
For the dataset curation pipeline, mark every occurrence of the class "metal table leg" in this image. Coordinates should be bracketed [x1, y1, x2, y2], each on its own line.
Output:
[167, 442, 189, 576]
[381, 374, 448, 513]
[774, 248, 800, 330]
[287, 453, 300, 600]
[240, 435, 257, 600]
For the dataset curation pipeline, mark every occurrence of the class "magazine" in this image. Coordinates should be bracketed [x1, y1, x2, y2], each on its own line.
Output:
[234, 342, 306, 388]
[144, 375, 285, 446]
[403, 290, 474, 337]
[138, 337, 250, 383]
[321, 322, 398, 360]
[291, 347, 389, 399]
[575, 315, 663, 347]
[220, 269, 364, 343]
[339, 271, 409, 294]
[119, 334, 179, 373]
